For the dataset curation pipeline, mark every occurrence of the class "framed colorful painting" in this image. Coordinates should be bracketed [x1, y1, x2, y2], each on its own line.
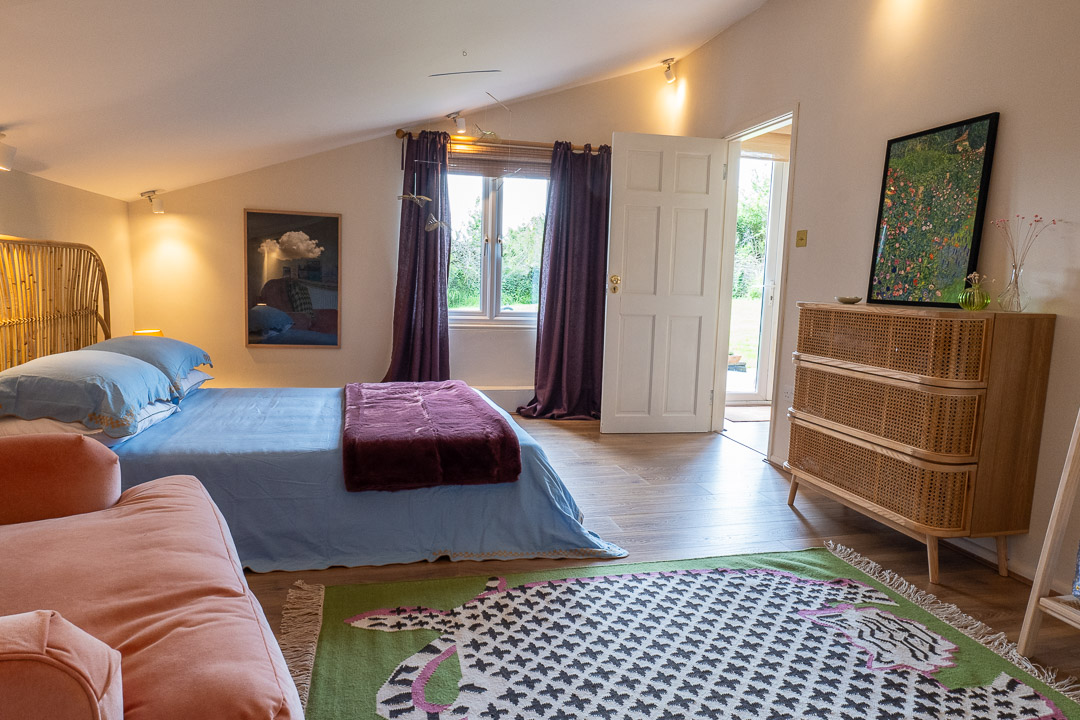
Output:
[867, 112, 999, 307]
[244, 209, 341, 347]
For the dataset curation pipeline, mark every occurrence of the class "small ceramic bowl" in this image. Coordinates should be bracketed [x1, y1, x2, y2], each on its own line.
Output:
[835, 296, 862, 304]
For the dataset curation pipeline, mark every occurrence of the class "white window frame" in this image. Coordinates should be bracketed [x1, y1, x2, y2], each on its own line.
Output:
[448, 175, 542, 328]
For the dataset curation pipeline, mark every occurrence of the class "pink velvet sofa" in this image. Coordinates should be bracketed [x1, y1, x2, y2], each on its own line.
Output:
[0, 434, 303, 719]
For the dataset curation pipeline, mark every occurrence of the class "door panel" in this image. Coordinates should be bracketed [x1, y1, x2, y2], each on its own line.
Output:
[664, 315, 702, 415]
[674, 152, 712, 194]
[626, 150, 664, 191]
[671, 208, 708, 296]
[601, 132, 729, 433]
[623, 206, 661, 295]
[614, 314, 655, 415]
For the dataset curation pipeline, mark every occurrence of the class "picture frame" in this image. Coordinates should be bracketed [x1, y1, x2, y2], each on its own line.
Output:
[867, 112, 999, 307]
[244, 209, 341, 347]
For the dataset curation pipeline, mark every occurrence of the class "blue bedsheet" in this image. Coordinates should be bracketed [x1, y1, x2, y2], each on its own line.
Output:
[114, 387, 627, 572]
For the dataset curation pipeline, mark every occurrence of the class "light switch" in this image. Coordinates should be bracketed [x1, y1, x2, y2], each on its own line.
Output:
[795, 230, 807, 247]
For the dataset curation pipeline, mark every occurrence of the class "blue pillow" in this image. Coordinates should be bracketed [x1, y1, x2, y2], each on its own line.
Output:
[0, 351, 177, 438]
[82, 336, 212, 397]
[249, 305, 294, 335]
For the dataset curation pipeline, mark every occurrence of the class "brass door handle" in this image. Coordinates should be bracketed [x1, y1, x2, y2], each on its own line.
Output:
[610, 274, 621, 294]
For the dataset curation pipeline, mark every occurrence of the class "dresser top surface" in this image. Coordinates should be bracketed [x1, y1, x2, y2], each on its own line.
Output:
[796, 301, 1055, 321]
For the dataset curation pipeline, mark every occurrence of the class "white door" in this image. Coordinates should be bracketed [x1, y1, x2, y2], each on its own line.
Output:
[601, 132, 729, 433]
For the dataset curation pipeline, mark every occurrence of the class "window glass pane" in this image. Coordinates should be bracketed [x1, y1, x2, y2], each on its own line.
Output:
[447, 174, 483, 311]
[500, 177, 547, 313]
[728, 158, 772, 394]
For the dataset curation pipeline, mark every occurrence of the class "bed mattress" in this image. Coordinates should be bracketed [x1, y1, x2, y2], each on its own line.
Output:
[114, 387, 626, 571]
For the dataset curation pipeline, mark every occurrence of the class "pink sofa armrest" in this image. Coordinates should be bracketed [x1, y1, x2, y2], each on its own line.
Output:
[0, 610, 123, 720]
[0, 434, 121, 525]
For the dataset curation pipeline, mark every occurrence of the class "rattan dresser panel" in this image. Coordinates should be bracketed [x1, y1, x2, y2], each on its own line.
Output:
[796, 306, 987, 382]
[788, 422, 969, 531]
[792, 363, 980, 458]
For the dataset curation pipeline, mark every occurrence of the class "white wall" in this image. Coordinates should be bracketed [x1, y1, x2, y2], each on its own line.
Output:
[0, 170, 134, 334]
[670, 0, 1080, 587]
[128, 136, 402, 387]
[126, 62, 684, 395]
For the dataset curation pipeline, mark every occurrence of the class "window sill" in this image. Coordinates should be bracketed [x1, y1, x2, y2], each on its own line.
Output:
[449, 315, 537, 330]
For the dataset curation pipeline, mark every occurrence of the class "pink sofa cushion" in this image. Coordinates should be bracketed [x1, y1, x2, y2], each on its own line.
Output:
[0, 609, 123, 720]
[0, 434, 121, 525]
[0, 476, 302, 720]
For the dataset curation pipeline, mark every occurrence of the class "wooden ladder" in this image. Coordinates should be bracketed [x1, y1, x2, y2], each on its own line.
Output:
[1018, 406, 1080, 656]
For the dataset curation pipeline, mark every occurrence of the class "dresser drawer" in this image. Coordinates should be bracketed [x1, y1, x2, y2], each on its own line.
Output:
[796, 305, 988, 383]
[792, 361, 981, 461]
[787, 419, 972, 531]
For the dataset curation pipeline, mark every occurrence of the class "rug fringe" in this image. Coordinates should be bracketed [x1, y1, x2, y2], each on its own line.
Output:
[280, 580, 326, 709]
[827, 541, 1080, 704]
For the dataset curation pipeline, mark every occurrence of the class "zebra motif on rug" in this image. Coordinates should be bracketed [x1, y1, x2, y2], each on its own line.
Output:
[347, 568, 1062, 720]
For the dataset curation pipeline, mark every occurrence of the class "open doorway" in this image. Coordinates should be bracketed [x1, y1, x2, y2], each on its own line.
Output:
[722, 116, 792, 455]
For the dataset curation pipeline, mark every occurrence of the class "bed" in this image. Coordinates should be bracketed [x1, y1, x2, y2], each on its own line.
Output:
[0, 237, 627, 571]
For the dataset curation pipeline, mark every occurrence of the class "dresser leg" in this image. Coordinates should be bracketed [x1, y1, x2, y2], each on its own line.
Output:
[787, 479, 799, 505]
[995, 536, 1009, 577]
[926, 535, 940, 584]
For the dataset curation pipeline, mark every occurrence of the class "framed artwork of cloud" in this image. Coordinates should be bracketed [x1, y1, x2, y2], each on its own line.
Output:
[244, 209, 341, 347]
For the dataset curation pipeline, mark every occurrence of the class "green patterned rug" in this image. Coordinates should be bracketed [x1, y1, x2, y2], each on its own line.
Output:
[281, 545, 1080, 719]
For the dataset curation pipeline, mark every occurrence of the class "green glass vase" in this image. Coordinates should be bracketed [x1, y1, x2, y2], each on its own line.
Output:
[958, 282, 991, 311]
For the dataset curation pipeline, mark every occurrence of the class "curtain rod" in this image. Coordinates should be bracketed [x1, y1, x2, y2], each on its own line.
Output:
[394, 129, 602, 154]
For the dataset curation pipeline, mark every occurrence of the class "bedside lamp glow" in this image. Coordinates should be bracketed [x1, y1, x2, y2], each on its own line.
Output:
[133, 329, 164, 337]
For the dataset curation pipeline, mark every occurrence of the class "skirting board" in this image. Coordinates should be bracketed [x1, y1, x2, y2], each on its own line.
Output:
[477, 386, 533, 413]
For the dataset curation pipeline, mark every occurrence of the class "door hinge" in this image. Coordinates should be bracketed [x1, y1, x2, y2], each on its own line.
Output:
[723, 163, 728, 181]
[709, 390, 714, 405]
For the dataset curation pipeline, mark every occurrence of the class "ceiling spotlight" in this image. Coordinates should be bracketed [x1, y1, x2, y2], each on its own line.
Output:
[0, 133, 16, 172]
[140, 190, 165, 214]
[447, 112, 467, 134]
[661, 58, 676, 84]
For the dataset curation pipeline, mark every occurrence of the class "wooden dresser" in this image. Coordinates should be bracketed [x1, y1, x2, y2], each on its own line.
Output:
[785, 302, 1055, 582]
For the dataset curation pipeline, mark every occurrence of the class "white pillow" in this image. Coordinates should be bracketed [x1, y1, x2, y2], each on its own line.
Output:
[0, 400, 178, 448]
[104, 400, 179, 446]
[177, 368, 213, 398]
[0, 416, 103, 439]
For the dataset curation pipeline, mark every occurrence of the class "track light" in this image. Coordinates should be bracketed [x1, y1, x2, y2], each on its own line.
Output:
[140, 190, 165, 214]
[661, 58, 676, 84]
[0, 133, 16, 171]
[447, 112, 467, 134]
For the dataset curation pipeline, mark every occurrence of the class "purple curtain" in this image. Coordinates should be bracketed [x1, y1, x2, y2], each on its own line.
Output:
[383, 131, 452, 382]
[519, 142, 612, 419]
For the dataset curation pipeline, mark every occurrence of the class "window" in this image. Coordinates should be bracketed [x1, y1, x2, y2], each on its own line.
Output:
[448, 174, 548, 322]
[445, 140, 550, 324]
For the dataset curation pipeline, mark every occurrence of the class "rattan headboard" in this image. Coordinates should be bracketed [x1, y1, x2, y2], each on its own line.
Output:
[0, 236, 111, 370]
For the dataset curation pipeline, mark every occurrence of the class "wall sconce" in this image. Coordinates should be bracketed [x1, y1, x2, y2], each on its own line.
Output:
[0, 133, 16, 172]
[140, 190, 165, 213]
[661, 58, 677, 84]
[447, 112, 467, 134]
[133, 329, 164, 337]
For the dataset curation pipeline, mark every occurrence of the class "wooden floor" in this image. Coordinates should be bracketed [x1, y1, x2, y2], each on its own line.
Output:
[246, 418, 1080, 678]
[721, 417, 771, 455]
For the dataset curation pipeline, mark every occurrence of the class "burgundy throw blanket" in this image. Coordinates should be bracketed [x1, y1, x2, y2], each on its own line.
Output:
[343, 380, 522, 492]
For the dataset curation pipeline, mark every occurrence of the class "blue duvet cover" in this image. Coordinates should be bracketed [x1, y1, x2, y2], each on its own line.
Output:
[114, 388, 627, 572]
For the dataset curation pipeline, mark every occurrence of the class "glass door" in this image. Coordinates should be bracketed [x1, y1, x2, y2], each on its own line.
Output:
[726, 158, 787, 403]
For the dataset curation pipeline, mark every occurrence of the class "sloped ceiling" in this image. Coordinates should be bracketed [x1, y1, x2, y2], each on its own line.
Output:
[3, 0, 765, 200]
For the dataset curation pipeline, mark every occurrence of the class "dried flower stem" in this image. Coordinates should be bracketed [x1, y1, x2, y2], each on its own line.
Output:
[992, 214, 1060, 268]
